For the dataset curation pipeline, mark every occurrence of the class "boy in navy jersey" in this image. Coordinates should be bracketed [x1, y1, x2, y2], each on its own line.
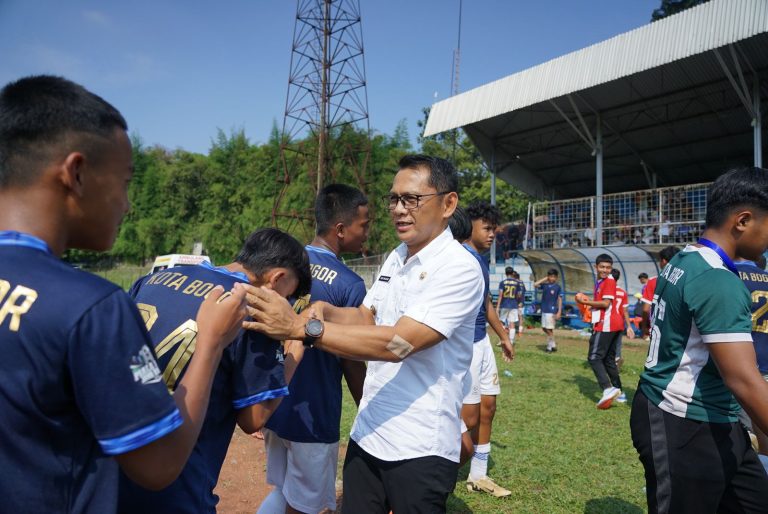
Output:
[736, 254, 768, 458]
[631, 168, 768, 513]
[259, 184, 369, 514]
[119, 228, 311, 513]
[458, 202, 514, 497]
[0, 75, 246, 513]
[533, 269, 562, 352]
[496, 266, 523, 344]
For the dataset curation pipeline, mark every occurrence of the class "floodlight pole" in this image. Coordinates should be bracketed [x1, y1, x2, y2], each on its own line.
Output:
[595, 114, 603, 247]
[755, 76, 762, 168]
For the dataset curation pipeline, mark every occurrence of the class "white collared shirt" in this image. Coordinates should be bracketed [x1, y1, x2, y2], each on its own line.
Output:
[351, 227, 484, 463]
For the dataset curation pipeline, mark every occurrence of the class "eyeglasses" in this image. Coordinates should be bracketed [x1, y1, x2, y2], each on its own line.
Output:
[384, 192, 450, 211]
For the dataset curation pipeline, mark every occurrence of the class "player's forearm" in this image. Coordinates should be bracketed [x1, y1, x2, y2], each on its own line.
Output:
[726, 373, 768, 434]
[315, 301, 372, 325]
[236, 399, 281, 434]
[315, 323, 409, 362]
[583, 299, 610, 309]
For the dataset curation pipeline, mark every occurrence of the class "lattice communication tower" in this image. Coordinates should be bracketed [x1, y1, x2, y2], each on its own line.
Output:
[272, 0, 371, 235]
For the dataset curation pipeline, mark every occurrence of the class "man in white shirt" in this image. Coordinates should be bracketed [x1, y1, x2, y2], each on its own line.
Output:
[244, 155, 484, 513]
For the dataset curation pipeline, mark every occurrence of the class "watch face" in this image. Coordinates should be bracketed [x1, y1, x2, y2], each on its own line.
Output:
[306, 318, 324, 337]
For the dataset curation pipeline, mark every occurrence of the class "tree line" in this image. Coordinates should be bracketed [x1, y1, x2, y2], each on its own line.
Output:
[66, 114, 530, 267]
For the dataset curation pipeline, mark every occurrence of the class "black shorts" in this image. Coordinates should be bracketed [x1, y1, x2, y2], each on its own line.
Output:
[341, 439, 459, 514]
[630, 390, 768, 514]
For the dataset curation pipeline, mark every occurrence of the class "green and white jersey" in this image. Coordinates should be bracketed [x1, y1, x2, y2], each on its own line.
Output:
[638, 245, 753, 423]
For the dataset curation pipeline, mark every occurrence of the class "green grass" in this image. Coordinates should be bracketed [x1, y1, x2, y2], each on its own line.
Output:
[339, 330, 649, 514]
[89, 265, 149, 291]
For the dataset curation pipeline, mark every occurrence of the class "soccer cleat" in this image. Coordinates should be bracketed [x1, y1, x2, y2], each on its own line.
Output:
[615, 393, 627, 403]
[466, 476, 512, 498]
[596, 387, 621, 409]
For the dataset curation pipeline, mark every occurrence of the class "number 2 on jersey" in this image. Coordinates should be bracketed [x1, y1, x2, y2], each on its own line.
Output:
[136, 302, 198, 392]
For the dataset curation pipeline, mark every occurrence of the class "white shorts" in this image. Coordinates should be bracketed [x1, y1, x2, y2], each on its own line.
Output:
[263, 429, 339, 513]
[500, 308, 519, 324]
[463, 335, 501, 404]
[541, 313, 556, 330]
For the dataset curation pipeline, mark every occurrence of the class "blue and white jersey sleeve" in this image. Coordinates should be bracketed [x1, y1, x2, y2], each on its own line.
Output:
[230, 331, 288, 410]
[68, 290, 181, 455]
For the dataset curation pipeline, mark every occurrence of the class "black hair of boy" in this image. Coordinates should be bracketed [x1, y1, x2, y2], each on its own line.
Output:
[547, 268, 558, 277]
[236, 228, 312, 297]
[505, 266, 514, 275]
[705, 167, 768, 228]
[611, 269, 621, 281]
[315, 183, 368, 236]
[449, 205, 473, 242]
[0, 75, 127, 187]
[638, 272, 648, 280]
[595, 253, 613, 265]
[466, 201, 501, 226]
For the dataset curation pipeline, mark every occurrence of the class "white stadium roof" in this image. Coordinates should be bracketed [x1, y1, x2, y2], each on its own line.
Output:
[424, 0, 768, 199]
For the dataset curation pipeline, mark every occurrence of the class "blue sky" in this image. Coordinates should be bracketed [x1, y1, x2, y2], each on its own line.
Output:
[0, 0, 659, 154]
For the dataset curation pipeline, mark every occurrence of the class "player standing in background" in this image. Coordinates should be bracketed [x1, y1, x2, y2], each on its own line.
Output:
[631, 168, 768, 513]
[575, 254, 624, 409]
[637, 272, 650, 338]
[610, 269, 635, 402]
[119, 228, 311, 513]
[460, 201, 514, 498]
[640, 246, 681, 319]
[533, 269, 562, 353]
[736, 254, 768, 459]
[258, 184, 370, 514]
[514, 270, 526, 334]
[497, 266, 523, 345]
[0, 75, 246, 512]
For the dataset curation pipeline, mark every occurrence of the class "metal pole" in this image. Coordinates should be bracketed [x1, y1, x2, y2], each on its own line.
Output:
[755, 75, 763, 167]
[490, 147, 497, 265]
[317, 0, 331, 194]
[595, 113, 603, 247]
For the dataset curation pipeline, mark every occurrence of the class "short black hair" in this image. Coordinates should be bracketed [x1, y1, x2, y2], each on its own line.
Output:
[398, 154, 458, 194]
[706, 167, 768, 228]
[0, 75, 127, 187]
[595, 253, 613, 265]
[659, 246, 680, 264]
[512, 271, 520, 278]
[466, 201, 501, 226]
[315, 183, 368, 235]
[547, 268, 558, 277]
[449, 205, 472, 241]
[638, 272, 648, 280]
[235, 228, 312, 297]
[505, 266, 514, 275]
[611, 269, 621, 281]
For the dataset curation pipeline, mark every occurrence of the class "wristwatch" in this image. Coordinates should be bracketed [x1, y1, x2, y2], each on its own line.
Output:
[303, 318, 324, 347]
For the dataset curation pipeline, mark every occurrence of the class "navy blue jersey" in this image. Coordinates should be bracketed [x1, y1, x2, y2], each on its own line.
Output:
[118, 263, 287, 513]
[265, 245, 366, 443]
[736, 261, 768, 374]
[498, 277, 522, 309]
[0, 233, 180, 513]
[463, 243, 490, 342]
[539, 282, 562, 314]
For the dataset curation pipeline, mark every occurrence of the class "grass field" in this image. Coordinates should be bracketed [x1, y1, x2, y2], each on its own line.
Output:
[338, 329, 650, 514]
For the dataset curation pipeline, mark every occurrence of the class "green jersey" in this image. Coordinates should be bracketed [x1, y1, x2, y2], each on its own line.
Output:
[638, 245, 753, 422]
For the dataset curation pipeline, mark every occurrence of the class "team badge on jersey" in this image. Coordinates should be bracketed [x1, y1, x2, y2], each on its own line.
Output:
[130, 345, 163, 385]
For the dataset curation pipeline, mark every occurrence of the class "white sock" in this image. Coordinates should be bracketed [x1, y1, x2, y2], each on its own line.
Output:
[509, 327, 516, 343]
[256, 488, 287, 514]
[469, 443, 491, 480]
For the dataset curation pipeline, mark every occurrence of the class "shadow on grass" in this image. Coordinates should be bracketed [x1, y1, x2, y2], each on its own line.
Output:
[569, 374, 600, 402]
[584, 496, 644, 513]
